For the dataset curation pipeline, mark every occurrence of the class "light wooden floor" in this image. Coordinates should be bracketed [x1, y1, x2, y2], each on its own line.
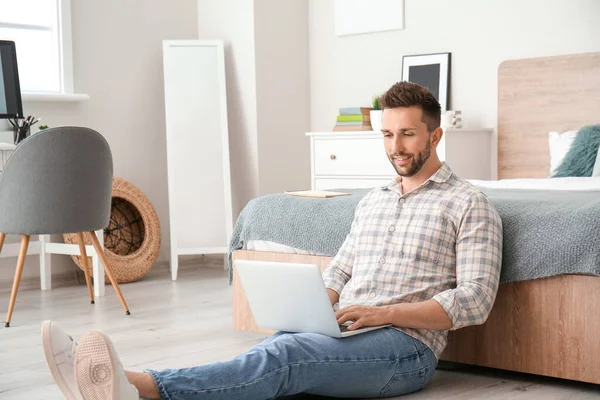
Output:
[0, 260, 599, 399]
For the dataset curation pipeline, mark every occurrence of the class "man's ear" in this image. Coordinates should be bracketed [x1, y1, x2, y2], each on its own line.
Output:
[431, 127, 443, 147]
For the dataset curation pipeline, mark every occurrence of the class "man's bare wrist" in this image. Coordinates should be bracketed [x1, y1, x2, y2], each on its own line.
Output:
[381, 304, 396, 324]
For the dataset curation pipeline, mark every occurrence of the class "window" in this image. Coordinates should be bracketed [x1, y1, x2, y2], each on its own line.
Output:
[0, 0, 72, 93]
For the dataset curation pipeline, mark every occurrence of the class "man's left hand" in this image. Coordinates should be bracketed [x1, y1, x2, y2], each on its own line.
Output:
[335, 305, 390, 331]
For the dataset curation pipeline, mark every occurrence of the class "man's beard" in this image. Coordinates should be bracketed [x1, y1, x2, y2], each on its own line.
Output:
[388, 140, 432, 177]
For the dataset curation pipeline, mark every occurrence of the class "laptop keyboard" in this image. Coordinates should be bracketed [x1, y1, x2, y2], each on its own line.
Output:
[339, 324, 350, 332]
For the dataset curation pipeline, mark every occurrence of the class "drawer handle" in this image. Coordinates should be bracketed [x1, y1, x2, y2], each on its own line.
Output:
[330, 154, 337, 160]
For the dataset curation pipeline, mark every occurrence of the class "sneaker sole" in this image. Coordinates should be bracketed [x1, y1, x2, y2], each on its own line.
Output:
[42, 321, 81, 400]
[75, 331, 119, 400]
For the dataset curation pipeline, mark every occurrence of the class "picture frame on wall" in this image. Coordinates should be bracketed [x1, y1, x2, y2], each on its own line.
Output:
[402, 53, 451, 111]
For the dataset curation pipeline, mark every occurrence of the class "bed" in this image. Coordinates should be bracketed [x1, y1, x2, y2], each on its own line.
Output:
[230, 52, 600, 384]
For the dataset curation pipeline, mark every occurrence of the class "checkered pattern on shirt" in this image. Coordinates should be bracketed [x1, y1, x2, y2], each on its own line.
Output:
[322, 163, 503, 359]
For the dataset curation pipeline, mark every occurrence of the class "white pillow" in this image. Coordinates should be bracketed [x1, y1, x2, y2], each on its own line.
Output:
[548, 130, 578, 176]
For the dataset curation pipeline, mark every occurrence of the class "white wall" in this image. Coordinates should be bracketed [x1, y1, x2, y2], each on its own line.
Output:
[0, 0, 198, 284]
[198, 0, 310, 210]
[309, 0, 600, 132]
[254, 0, 311, 195]
[197, 0, 260, 218]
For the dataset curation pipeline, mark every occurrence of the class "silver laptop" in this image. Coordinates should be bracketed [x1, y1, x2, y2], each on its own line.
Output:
[235, 260, 390, 338]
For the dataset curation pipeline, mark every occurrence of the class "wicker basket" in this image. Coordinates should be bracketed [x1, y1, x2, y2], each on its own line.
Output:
[64, 177, 161, 283]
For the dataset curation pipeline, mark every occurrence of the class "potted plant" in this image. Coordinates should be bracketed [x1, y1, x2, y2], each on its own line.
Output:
[370, 96, 382, 132]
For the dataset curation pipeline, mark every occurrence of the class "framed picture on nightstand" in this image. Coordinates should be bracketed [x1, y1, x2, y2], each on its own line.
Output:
[402, 52, 451, 112]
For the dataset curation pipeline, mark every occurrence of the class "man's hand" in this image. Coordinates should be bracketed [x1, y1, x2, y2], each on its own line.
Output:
[335, 305, 390, 331]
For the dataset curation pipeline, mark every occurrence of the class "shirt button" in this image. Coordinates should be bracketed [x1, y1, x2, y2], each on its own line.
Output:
[388, 225, 395, 232]
[369, 292, 376, 298]
[400, 198, 406, 204]
[379, 258, 386, 264]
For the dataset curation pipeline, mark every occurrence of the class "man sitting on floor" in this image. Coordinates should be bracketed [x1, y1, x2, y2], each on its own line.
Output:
[42, 81, 503, 400]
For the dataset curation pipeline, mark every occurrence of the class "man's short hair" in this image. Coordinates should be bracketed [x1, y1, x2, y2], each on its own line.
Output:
[379, 82, 441, 133]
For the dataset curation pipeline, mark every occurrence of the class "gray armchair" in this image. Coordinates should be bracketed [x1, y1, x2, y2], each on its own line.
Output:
[0, 126, 130, 327]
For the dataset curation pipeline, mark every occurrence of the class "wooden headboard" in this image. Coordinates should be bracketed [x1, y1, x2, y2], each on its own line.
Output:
[498, 52, 600, 179]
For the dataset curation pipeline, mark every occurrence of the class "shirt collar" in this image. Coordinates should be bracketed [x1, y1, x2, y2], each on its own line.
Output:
[382, 162, 453, 191]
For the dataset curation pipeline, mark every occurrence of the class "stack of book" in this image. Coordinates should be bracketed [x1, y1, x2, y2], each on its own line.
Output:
[333, 107, 373, 131]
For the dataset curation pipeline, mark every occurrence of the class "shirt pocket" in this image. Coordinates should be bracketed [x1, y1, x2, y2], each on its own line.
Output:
[398, 213, 453, 264]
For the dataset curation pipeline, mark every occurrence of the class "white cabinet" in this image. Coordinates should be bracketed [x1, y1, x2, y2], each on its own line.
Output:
[313, 177, 392, 191]
[307, 128, 493, 190]
[307, 131, 396, 190]
[313, 137, 394, 176]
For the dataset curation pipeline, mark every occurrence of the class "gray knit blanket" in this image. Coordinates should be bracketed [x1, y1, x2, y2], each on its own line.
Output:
[228, 188, 600, 284]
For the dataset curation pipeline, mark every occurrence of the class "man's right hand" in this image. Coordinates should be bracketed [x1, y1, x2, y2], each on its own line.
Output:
[326, 288, 340, 307]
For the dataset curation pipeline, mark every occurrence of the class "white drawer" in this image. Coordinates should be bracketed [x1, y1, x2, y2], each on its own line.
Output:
[314, 177, 392, 191]
[0, 150, 13, 171]
[313, 137, 395, 176]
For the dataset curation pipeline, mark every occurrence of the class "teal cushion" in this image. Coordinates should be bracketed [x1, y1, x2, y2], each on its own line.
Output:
[552, 124, 600, 177]
[593, 147, 600, 177]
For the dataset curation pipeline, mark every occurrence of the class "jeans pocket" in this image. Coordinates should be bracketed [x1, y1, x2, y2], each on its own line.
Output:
[379, 365, 430, 398]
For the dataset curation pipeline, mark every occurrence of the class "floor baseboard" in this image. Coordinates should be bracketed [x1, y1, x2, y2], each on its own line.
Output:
[0, 259, 218, 295]
[0, 270, 77, 294]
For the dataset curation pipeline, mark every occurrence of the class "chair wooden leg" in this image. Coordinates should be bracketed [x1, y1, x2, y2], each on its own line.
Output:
[76, 233, 95, 305]
[87, 231, 130, 315]
[0, 232, 6, 253]
[5, 235, 30, 327]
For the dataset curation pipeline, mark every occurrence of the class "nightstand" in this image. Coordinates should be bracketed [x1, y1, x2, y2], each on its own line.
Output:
[306, 128, 494, 190]
[306, 131, 396, 190]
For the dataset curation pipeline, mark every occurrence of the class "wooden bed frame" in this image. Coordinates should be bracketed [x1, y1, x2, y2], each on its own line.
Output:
[231, 52, 600, 385]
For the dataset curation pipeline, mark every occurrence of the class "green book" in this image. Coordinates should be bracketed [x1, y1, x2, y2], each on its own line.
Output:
[336, 114, 363, 122]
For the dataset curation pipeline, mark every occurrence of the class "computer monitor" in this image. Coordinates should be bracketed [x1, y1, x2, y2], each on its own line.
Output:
[0, 40, 23, 119]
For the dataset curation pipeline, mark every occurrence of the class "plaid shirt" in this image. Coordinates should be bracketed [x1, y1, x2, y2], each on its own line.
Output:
[322, 163, 503, 359]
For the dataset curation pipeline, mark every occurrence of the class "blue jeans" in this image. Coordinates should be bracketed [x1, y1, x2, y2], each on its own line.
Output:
[146, 328, 437, 399]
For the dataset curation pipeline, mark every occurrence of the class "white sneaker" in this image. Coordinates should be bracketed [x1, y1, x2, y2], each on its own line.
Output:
[41, 320, 83, 400]
[75, 330, 139, 400]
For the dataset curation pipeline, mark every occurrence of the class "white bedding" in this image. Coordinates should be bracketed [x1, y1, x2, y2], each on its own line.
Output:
[468, 177, 600, 191]
[245, 177, 600, 254]
[245, 240, 326, 255]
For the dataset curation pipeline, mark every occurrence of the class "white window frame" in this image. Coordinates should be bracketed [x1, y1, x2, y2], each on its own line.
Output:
[0, 0, 86, 101]
[58, 0, 74, 94]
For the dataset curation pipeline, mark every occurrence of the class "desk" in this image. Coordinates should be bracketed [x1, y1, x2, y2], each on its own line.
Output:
[0, 142, 107, 296]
